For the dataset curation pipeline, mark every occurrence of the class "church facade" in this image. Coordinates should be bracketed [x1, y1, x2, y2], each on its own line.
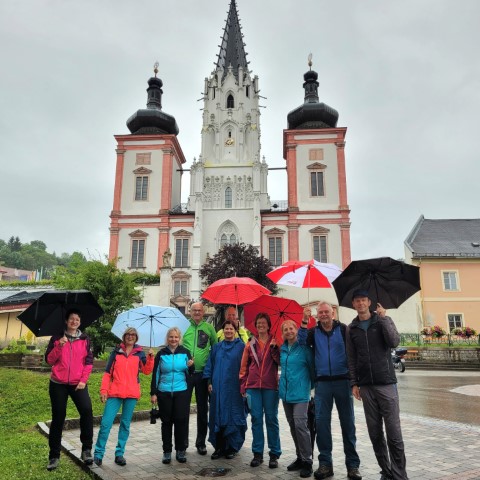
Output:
[108, 0, 351, 310]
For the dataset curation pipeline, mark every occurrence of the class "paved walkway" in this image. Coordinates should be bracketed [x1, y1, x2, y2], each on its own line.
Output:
[60, 405, 480, 480]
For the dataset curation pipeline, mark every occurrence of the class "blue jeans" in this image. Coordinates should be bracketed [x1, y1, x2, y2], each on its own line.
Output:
[94, 397, 137, 459]
[314, 379, 360, 468]
[246, 388, 281, 457]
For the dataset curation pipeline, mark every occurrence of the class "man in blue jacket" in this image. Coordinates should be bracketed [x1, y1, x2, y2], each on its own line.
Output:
[299, 302, 361, 480]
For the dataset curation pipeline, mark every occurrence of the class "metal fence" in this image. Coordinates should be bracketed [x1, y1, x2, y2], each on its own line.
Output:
[400, 333, 480, 347]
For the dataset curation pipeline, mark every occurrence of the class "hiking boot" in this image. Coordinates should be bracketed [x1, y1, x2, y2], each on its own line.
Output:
[224, 448, 237, 459]
[211, 449, 223, 460]
[162, 452, 171, 464]
[197, 446, 207, 455]
[269, 453, 279, 469]
[46, 458, 59, 471]
[93, 457, 102, 466]
[114, 456, 127, 466]
[300, 462, 313, 478]
[176, 450, 187, 463]
[250, 453, 264, 467]
[287, 458, 303, 471]
[81, 450, 93, 465]
[347, 467, 362, 480]
[314, 464, 334, 479]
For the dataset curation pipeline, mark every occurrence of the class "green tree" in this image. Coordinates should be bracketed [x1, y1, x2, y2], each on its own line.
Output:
[52, 259, 140, 356]
[199, 243, 278, 296]
[7, 236, 22, 251]
[56, 251, 87, 268]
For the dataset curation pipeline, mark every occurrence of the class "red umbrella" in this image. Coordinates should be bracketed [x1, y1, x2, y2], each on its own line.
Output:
[244, 294, 303, 344]
[201, 277, 271, 306]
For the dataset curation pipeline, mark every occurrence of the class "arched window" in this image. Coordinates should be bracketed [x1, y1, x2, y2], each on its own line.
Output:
[217, 220, 240, 251]
[227, 94, 234, 108]
[225, 187, 232, 208]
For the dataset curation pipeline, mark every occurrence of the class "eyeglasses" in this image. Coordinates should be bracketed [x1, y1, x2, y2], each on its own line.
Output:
[125, 333, 137, 337]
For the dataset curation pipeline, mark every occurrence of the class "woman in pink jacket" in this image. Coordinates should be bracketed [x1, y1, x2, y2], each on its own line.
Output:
[93, 327, 154, 467]
[45, 309, 94, 471]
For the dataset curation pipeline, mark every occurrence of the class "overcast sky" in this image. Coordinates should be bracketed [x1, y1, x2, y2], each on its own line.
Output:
[1, 0, 479, 263]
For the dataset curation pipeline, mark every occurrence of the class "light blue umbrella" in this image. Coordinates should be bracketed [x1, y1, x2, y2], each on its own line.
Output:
[112, 305, 190, 347]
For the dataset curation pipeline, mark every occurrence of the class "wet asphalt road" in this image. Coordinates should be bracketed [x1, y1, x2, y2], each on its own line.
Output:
[395, 369, 480, 426]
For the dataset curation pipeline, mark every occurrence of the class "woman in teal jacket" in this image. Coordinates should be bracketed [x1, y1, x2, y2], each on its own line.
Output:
[151, 327, 194, 464]
[279, 320, 315, 478]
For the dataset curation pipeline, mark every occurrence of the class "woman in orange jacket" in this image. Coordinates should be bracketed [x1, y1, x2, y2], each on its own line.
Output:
[93, 328, 154, 467]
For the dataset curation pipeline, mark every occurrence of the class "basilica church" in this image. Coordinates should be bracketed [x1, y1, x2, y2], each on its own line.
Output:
[108, 0, 351, 311]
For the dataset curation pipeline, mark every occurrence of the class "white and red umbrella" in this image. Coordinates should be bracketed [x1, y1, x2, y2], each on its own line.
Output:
[267, 260, 342, 302]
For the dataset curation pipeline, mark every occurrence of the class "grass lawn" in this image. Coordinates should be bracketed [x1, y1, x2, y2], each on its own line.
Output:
[0, 367, 156, 479]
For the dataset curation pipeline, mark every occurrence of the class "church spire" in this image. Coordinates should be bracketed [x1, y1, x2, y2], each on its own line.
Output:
[126, 63, 179, 135]
[216, 0, 249, 81]
[287, 54, 339, 130]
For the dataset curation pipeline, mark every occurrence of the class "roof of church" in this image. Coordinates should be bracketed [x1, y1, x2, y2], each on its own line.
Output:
[287, 60, 339, 130]
[126, 65, 179, 135]
[216, 0, 249, 81]
[405, 215, 480, 258]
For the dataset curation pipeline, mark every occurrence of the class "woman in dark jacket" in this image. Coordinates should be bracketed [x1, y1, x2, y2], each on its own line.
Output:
[279, 320, 315, 478]
[151, 327, 194, 464]
[239, 312, 281, 468]
[203, 320, 246, 460]
[44, 309, 94, 471]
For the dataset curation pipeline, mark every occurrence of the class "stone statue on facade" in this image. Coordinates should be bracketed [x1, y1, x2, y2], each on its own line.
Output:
[162, 247, 172, 268]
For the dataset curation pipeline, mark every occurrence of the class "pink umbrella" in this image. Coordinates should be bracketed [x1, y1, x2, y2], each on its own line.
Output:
[267, 260, 342, 302]
[201, 277, 271, 306]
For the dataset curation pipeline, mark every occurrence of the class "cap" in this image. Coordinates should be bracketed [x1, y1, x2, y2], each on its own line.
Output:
[352, 289, 370, 300]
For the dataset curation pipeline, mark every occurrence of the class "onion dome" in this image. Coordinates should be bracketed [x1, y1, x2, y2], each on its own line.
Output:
[126, 63, 179, 135]
[287, 54, 339, 130]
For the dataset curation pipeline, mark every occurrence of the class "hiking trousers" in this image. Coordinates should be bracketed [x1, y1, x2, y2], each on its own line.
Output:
[360, 384, 408, 480]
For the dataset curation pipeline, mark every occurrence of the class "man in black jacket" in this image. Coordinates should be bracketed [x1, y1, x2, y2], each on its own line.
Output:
[346, 290, 408, 480]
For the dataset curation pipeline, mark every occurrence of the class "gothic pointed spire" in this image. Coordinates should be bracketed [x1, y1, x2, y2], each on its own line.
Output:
[216, 0, 248, 81]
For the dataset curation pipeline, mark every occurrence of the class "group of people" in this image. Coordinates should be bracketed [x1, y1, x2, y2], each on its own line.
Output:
[44, 290, 408, 480]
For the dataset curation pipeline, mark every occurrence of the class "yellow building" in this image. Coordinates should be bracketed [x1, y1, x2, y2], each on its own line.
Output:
[405, 216, 480, 332]
[0, 290, 44, 345]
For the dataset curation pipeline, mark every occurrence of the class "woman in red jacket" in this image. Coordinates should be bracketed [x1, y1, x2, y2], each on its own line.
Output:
[45, 309, 94, 471]
[239, 313, 281, 469]
[93, 327, 154, 467]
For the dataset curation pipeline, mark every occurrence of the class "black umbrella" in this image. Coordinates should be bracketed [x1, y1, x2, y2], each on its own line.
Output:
[17, 290, 104, 337]
[332, 257, 420, 309]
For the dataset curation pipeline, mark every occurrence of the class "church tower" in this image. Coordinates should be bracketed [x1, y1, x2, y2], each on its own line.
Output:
[187, 0, 270, 297]
[283, 56, 351, 268]
[109, 65, 186, 275]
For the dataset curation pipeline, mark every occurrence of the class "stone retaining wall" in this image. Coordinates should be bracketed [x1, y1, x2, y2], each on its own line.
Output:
[406, 347, 480, 364]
